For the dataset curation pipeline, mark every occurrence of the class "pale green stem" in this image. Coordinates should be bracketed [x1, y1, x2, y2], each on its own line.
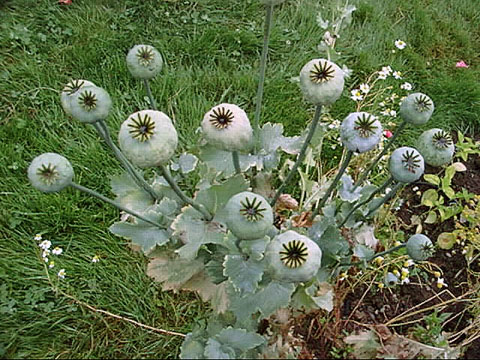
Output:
[70, 182, 163, 228]
[253, 3, 274, 154]
[143, 79, 157, 110]
[311, 150, 354, 219]
[353, 120, 407, 189]
[339, 176, 394, 228]
[94, 121, 161, 202]
[232, 151, 241, 174]
[158, 165, 213, 221]
[365, 182, 403, 218]
[270, 105, 322, 207]
[339, 244, 406, 266]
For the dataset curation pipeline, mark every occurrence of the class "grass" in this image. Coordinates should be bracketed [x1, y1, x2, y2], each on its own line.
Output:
[0, 0, 479, 357]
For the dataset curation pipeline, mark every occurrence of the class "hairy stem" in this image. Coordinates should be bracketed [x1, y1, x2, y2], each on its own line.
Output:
[340, 244, 406, 266]
[311, 150, 354, 219]
[143, 79, 157, 110]
[353, 120, 407, 189]
[339, 176, 394, 227]
[270, 105, 322, 207]
[232, 151, 241, 174]
[365, 181, 403, 218]
[158, 165, 213, 221]
[253, 3, 274, 153]
[70, 182, 163, 228]
[94, 121, 161, 201]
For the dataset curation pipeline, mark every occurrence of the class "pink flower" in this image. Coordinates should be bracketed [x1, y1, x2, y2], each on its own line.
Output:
[384, 130, 393, 138]
[456, 61, 469, 68]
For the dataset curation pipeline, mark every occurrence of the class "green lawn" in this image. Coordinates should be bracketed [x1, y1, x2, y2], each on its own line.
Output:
[0, 0, 479, 357]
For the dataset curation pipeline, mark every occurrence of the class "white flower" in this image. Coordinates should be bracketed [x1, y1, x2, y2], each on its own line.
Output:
[436, 278, 448, 288]
[339, 272, 348, 281]
[385, 187, 392, 194]
[377, 71, 388, 80]
[404, 259, 415, 267]
[380, 109, 392, 117]
[379, 102, 385, 107]
[58, 269, 66, 279]
[393, 71, 402, 79]
[389, 110, 397, 117]
[381, 66, 393, 75]
[359, 83, 370, 94]
[350, 89, 363, 101]
[401, 277, 410, 284]
[401, 268, 409, 278]
[39, 240, 51, 250]
[92, 255, 100, 263]
[49, 260, 55, 269]
[42, 250, 50, 259]
[400, 82, 412, 90]
[374, 256, 384, 265]
[34, 234, 43, 241]
[52, 247, 63, 256]
[393, 269, 400, 277]
[412, 186, 419, 192]
[395, 40, 407, 50]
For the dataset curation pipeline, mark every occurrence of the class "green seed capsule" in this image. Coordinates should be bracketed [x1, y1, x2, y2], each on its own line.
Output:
[389, 147, 425, 183]
[406, 234, 434, 261]
[299, 59, 344, 106]
[126, 44, 163, 80]
[416, 128, 455, 167]
[60, 79, 96, 116]
[69, 85, 112, 123]
[399, 93, 434, 125]
[340, 112, 383, 153]
[28, 153, 74, 193]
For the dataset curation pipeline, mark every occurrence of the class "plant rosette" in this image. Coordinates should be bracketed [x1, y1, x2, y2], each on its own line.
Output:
[265, 230, 321, 283]
[69, 85, 112, 123]
[340, 112, 383, 153]
[406, 234, 434, 261]
[60, 79, 96, 116]
[224, 191, 273, 240]
[201, 103, 253, 152]
[399, 92, 434, 125]
[299, 58, 344, 106]
[416, 128, 455, 167]
[389, 146, 425, 183]
[28, 153, 74, 193]
[126, 44, 163, 80]
[118, 110, 178, 168]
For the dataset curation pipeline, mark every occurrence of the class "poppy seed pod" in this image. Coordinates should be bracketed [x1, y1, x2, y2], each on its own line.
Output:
[416, 128, 455, 167]
[406, 234, 434, 261]
[265, 230, 322, 283]
[340, 112, 383, 153]
[201, 103, 253, 152]
[224, 191, 273, 240]
[389, 147, 425, 183]
[399, 93, 434, 125]
[118, 110, 178, 168]
[28, 153, 74, 193]
[126, 44, 163, 80]
[299, 59, 344, 106]
[69, 85, 112, 123]
[60, 79, 96, 116]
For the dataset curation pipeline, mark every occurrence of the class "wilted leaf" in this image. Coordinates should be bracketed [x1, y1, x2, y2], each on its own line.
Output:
[146, 255, 204, 290]
[353, 224, 378, 249]
[339, 174, 362, 202]
[425, 211, 438, 224]
[451, 162, 467, 172]
[437, 232, 456, 250]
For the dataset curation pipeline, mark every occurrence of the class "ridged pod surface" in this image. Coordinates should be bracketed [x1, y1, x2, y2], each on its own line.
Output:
[126, 45, 163, 80]
[389, 147, 424, 183]
[60, 79, 96, 116]
[69, 85, 112, 123]
[28, 153, 74, 193]
[299, 59, 344, 106]
[340, 112, 383, 153]
[406, 234, 434, 261]
[399, 92, 434, 125]
[416, 128, 455, 167]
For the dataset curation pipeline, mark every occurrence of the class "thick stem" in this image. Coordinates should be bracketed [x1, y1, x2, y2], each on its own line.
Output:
[339, 176, 394, 227]
[365, 181, 403, 218]
[143, 79, 157, 110]
[253, 3, 274, 154]
[232, 151, 241, 174]
[70, 182, 163, 228]
[340, 244, 406, 266]
[270, 105, 322, 207]
[311, 150, 354, 219]
[353, 120, 407, 189]
[94, 121, 161, 201]
[159, 165, 213, 221]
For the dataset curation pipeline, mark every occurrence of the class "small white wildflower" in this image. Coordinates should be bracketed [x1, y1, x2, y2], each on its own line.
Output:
[401, 277, 410, 284]
[393, 71, 402, 79]
[382, 66, 393, 75]
[285, 40, 291, 45]
[412, 186, 419, 192]
[350, 89, 363, 101]
[462, 248, 467, 255]
[393, 269, 400, 277]
[394, 241, 402, 247]
[380, 109, 391, 116]
[359, 83, 370, 94]
[374, 256, 384, 265]
[52, 247, 63, 256]
[389, 110, 397, 117]
[377, 71, 388, 80]
[58, 269, 66, 279]
[42, 249, 50, 258]
[34, 234, 43, 241]
[400, 82, 412, 90]
[92, 255, 100, 263]
[43, 256, 49, 263]
[436, 278, 448, 288]
[385, 187, 392, 195]
[404, 259, 415, 267]
[339, 272, 348, 281]
[49, 260, 55, 269]
[395, 40, 407, 50]
[401, 268, 409, 278]
[39, 240, 51, 250]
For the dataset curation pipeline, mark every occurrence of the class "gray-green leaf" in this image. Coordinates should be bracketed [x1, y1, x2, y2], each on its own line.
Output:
[215, 327, 266, 352]
[223, 255, 264, 293]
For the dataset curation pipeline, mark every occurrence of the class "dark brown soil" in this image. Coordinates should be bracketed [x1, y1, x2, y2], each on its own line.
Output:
[293, 148, 480, 359]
